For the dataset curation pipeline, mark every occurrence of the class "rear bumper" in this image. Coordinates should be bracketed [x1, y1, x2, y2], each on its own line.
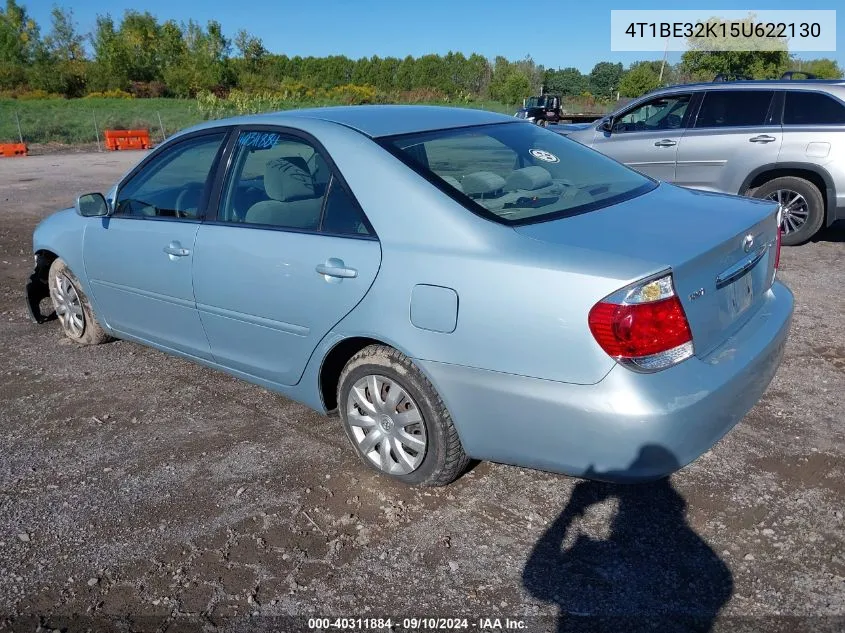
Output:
[418, 281, 793, 482]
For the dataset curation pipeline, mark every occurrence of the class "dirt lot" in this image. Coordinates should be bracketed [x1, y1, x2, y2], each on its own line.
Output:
[1, 153, 844, 633]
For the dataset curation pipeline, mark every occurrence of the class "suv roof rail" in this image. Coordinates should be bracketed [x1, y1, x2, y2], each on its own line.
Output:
[781, 70, 818, 80]
[713, 73, 753, 82]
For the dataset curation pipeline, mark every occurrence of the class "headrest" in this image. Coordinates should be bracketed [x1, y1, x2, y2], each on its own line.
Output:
[462, 171, 506, 196]
[506, 166, 552, 191]
[264, 157, 315, 202]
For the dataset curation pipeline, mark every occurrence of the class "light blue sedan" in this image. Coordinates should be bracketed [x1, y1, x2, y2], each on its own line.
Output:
[26, 106, 793, 486]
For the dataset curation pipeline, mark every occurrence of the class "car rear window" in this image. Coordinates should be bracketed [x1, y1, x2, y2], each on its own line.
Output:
[784, 91, 845, 125]
[381, 123, 655, 225]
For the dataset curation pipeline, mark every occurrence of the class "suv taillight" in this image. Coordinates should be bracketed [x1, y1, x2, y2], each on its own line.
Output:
[588, 273, 694, 372]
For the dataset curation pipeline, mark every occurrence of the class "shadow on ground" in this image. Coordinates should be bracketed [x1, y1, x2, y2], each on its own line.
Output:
[523, 446, 733, 633]
[812, 220, 845, 243]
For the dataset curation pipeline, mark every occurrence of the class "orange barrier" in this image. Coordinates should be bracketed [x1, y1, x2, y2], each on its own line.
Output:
[0, 143, 28, 157]
[104, 129, 151, 151]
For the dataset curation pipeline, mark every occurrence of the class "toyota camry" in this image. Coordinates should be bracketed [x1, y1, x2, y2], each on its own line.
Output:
[26, 106, 793, 486]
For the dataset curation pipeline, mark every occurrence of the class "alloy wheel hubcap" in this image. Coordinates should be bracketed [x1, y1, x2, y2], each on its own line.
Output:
[51, 274, 84, 337]
[346, 374, 427, 475]
[766, 189, 809, 235]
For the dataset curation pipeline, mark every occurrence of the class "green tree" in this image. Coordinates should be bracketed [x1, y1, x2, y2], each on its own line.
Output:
[31, 6, 86, 96]
[0, 0, 40, 88]
[119, 11, 162, 82]
[158, 20, 185, 70]
[799, 58, 842, 79]
[589, 61, 623, 98]
[618, 62, 660, 97]
[680, 14, 789, 80]
[163, 19, 231, 96]
[89, 14, 130, 90]
[544, 67, 588, 96]
[234, 28, 266, 72]
[489, 56, 533, 105]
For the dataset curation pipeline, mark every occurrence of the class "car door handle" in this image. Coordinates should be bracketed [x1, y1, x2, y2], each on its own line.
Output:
[749, 135, 777, 143]
[654, 139, 677, 147]
[163, 243, 190, 257]
[315, 258, 358, 279]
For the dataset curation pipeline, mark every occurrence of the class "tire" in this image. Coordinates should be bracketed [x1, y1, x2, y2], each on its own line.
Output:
[337, 345, 469, 487]
[48, 258, 111, 345]
[748, 176, 825, 246]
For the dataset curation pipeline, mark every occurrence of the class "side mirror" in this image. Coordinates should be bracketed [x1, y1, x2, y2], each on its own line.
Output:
[599, 117, 614, 134]
[75, 193, 109, 217]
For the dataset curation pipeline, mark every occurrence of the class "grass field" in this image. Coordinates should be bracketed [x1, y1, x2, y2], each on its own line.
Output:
[0, 97, 515, 146]
[1, 98, 205, 145]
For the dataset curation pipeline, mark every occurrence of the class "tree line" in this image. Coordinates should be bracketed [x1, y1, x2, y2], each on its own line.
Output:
[1, 1, 841, 104]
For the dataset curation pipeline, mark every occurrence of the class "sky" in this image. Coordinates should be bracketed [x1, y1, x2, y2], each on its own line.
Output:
[22, 0, 845, 73]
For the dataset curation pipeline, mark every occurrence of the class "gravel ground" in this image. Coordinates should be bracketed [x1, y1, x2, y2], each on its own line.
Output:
[1, 152, 844, 633]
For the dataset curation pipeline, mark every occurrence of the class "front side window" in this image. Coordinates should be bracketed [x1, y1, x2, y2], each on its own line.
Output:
[613, 94, 691, 133]
[219, 131, 330, 230]
[784, 91, 845, 125]
[695, 90, 775, 128]
[384, 122, 655, 225]
[115, 132, 227, 219]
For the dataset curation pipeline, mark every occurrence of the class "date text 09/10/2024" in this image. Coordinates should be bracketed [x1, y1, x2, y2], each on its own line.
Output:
[307, 618, 527, 630]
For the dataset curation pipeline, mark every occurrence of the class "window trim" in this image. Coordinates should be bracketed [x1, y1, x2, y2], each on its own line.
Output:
[690, 89, 778, 130]
[610, 91, 695, 134]
[781, 89, 845, 127]
[111, 127, 232, 223]
[377, 122, 658, 228]
[204, 124, 377, 241]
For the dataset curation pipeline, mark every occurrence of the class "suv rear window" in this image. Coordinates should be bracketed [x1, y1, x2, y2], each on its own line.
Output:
[382, 123, 655, 225]
[784, 91, 845, 125]
[695, 90, 775, 128]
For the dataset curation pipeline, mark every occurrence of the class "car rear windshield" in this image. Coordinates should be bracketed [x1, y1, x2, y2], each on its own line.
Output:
[382, 122, 655, 225]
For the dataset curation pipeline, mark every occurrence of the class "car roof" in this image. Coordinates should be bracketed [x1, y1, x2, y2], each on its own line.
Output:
[649, 79, 845, 95]
[189, 105, 518, 139]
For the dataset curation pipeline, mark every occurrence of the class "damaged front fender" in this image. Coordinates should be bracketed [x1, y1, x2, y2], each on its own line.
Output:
[26, 253, 56, 324]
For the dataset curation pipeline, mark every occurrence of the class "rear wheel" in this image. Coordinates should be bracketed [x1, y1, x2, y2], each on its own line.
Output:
[748, 176, 825, 246]
[48, 258, 111, 345]
[337, 345, 468, 486]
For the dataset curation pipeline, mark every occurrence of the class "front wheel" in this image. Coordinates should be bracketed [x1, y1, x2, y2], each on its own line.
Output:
[748, 176, 825, 246]
[48, 258, 111, 345]
[337, 345, 469, 486]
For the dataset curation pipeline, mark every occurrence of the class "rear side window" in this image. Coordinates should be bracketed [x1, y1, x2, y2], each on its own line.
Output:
[219, 131, 327, 230]
[320, 177, 372, 236]
[695, 91, 775, 128]
[784, 91, 845, 125]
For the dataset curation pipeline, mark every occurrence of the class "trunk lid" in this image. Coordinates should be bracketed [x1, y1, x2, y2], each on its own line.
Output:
[514, 183, 780, 358]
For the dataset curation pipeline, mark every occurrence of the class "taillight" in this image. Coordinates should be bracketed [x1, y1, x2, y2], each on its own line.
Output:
[774, 210, 782, 270]
[588, 273, 694, 372]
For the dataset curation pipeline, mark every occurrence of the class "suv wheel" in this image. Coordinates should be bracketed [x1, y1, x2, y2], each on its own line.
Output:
[749, 176, 825, 246]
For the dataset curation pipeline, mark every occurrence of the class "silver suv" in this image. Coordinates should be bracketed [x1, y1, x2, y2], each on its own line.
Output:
[564, 79, 845, 245]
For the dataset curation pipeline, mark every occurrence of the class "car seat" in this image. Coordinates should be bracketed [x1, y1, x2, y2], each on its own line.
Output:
[245, 157, 323, 229]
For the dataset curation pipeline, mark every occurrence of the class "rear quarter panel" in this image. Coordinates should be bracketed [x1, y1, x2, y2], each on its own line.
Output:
[778, 125, 845, 215]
